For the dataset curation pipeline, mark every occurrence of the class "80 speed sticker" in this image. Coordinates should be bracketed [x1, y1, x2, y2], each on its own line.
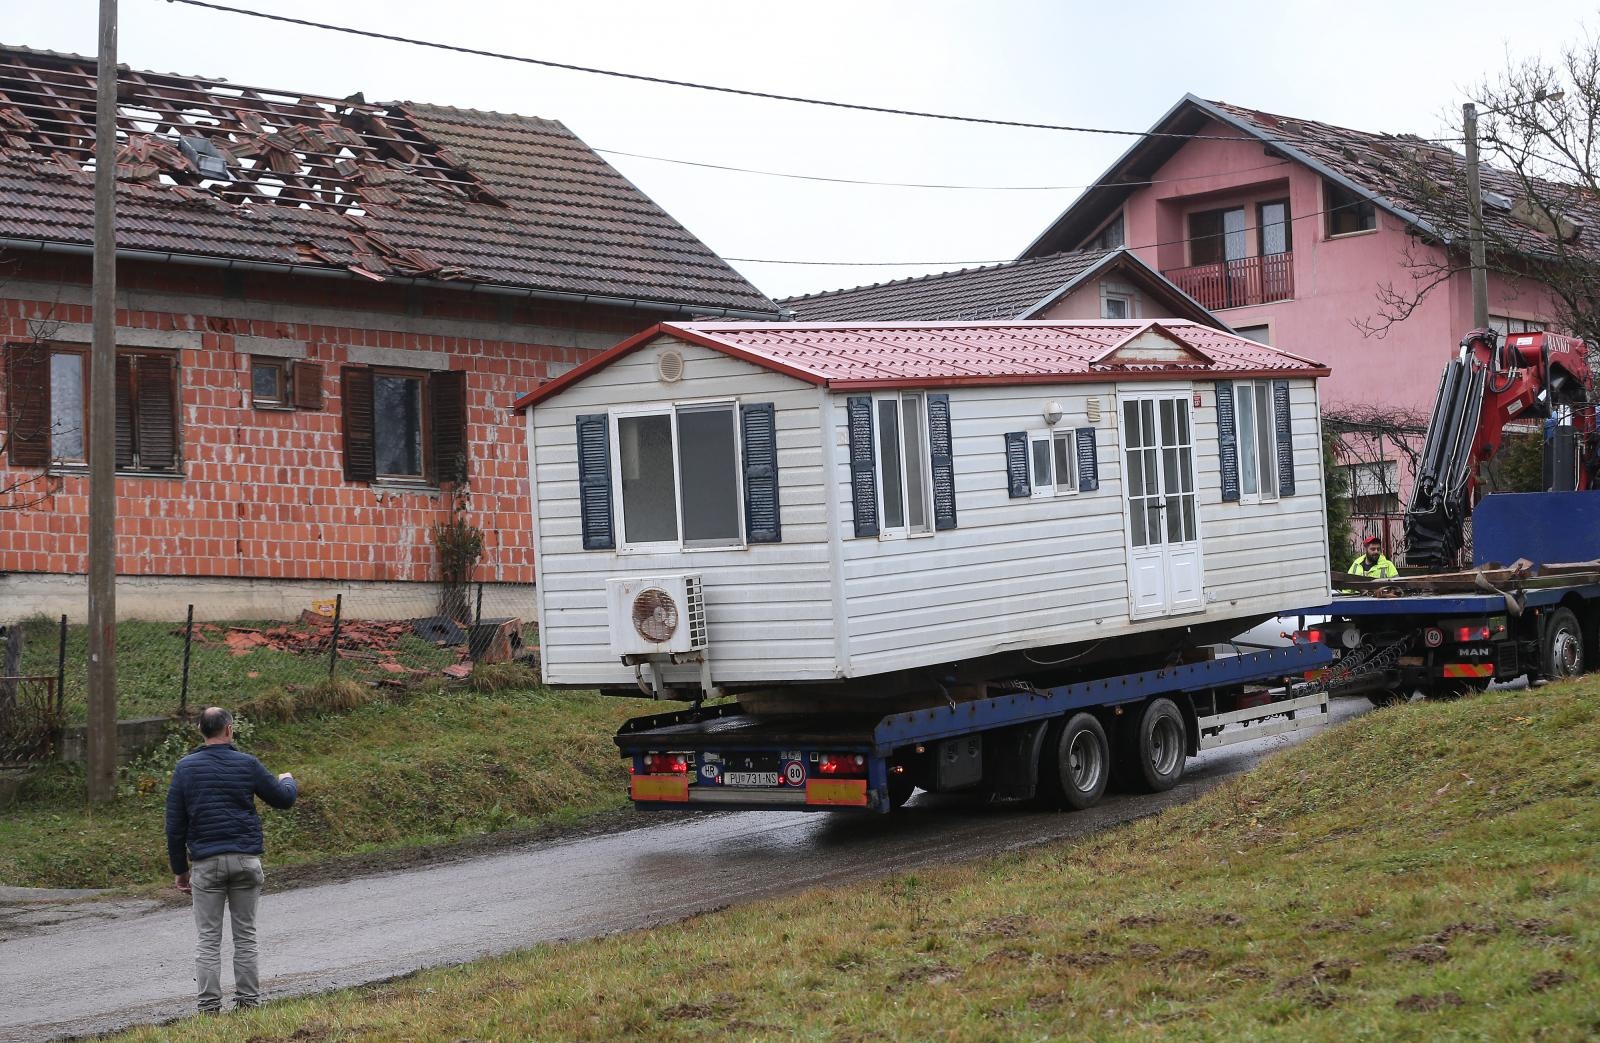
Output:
[783, 760, 806, 786]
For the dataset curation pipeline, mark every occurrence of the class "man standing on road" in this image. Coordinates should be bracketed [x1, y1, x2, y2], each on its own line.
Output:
[165, 706, 298, 1013]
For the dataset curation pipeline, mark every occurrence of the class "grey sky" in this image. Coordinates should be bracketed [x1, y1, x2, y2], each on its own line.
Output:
[6, 0, 1594, 300]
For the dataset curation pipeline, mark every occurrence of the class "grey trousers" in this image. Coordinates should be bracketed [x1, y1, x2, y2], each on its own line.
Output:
[190, 853, 265, 1011]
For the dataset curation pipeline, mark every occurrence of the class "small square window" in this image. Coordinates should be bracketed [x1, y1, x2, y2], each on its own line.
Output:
[252, 358, 288, 408]
[1325, 180, 1377, 236]
[1102, 294, 1131, 320]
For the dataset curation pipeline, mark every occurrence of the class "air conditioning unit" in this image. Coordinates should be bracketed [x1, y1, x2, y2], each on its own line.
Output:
[606, 574, 708, 657]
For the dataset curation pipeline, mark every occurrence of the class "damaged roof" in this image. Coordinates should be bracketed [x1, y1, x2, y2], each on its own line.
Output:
[0, 44, 777, 315]
[515, 319, 1328, 409]
[778, 247, 1222, 326]
[1024, 94, 1600, 265]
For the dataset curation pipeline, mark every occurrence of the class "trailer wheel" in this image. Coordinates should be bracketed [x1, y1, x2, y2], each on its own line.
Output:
[1542, 607, 1585, 680]
[1120, 698, 1186, 793]
[1035, 713, 1109, 811]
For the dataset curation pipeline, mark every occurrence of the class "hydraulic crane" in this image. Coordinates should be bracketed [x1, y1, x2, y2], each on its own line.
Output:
[1404, 327, 1596, 569]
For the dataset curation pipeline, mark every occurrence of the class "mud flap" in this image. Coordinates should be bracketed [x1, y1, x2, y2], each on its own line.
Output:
[985, 721, 1049, 801]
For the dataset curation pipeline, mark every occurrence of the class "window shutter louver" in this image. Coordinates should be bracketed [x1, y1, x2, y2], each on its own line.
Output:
[114, 354, 135, 471]
[1004, 432, 1031, 498]
[1075, 427, 1100, 492]
[740, 402, 781, 543]
[6, 342, 50, 467]
[428, 369, 468, 485]
[340, 366, 376, 482]
[292, 361, 324, 410]
[846, 395, 879, 538]
[133, 354, 177, 472]
[1215, 383, 1240, 502]
[1273, 379, 1295, 496]
[927, 393, 957, 530]
[576, 413, 615, 550]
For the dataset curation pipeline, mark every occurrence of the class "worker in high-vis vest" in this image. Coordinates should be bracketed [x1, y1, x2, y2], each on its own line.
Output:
[1348, 536, 1398, 580]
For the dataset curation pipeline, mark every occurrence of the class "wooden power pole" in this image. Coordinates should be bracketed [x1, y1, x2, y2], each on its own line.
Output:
[87, 0, 119, 802]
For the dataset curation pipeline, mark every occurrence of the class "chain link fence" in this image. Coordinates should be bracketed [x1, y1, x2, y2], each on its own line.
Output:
[4, 583, 539, 741]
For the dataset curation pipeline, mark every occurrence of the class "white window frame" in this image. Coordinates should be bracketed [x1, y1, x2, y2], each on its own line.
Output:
[1101, 293, 1133, 320]
[872, 391, 934, 540]
[1029, 429, 1080, 498]
[1233, 380, 1280, 504]
[609, 397, 746, 554]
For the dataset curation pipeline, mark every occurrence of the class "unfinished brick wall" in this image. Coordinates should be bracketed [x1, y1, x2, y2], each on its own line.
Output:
[0, 255, 651, 585]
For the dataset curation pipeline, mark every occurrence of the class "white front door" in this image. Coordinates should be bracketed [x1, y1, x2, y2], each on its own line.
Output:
[1124, 394, 1204, 619]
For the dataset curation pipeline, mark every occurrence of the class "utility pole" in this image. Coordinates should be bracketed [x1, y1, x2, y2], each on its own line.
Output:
[87, 0, 119, 802]
[1463, 101, 1490, 331]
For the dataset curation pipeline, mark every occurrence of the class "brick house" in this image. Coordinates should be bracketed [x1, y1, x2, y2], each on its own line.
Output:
[1020, 95, 1599, 547]
[0, 46, 775, 618]
[779, 246, 1225, 328]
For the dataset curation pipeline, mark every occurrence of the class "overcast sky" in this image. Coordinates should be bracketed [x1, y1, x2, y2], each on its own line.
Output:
[7, 0, 1596, 301]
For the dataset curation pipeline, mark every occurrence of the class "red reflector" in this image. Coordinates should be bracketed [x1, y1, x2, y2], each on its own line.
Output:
[1306, 629, 1325, 645]
[642, 753, 688, 774]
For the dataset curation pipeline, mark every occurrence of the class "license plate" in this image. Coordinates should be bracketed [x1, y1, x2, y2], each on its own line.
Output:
[724, 771, 779, 787]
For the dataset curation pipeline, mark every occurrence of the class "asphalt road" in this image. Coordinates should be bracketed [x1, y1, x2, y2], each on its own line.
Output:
[0, 696, 1369, 1041]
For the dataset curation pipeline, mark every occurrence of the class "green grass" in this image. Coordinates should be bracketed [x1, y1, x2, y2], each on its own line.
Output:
[16, 616, 518, 723]
[0, 685, 665, 889]
[106, 681, 1600, 1042]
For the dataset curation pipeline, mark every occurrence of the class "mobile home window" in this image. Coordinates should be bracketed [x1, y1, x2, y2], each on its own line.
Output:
[1234, 381, 1279, 501]
[1029, 430, 1078, 497]
[615, 403, 742, 550]
[876, 392, 932, 536]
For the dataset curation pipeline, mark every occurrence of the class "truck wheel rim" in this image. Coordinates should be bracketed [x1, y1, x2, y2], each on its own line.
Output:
[1553, 628, 1582, 676]
[1068, 731, 1103, 792]
[1150, 716, 1183, 776]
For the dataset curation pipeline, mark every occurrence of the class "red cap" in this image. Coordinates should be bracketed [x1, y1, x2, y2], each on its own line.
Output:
[1364, 536, 1382, 547]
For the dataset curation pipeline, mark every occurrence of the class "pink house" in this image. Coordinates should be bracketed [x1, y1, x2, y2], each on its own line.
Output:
[1023, 96, 1576, 539]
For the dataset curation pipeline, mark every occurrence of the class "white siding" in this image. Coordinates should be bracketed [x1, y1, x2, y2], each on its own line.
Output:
[836, 378, 1329, 676]
[530, 339, 836, 686]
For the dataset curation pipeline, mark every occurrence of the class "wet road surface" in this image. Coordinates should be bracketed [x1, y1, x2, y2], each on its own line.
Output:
[0, 696, 1368, 1041]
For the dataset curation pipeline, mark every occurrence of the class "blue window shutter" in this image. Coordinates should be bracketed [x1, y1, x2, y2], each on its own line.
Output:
[1004, 432, 1031, 498]
[847, 396, 879, 537]
[741, 402, 781, 543]
[927, 393, 957, 530]
[1273, 379, 1296, 496]
[575, 413, 614, 550]
[1215, 383, 1240, 503]
[1075, 427, 1099, 492]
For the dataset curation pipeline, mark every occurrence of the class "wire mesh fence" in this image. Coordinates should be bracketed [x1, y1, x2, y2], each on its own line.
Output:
[4, 583, 539, 731]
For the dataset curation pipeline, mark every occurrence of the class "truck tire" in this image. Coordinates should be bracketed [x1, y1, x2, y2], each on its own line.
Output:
[1120, 697, 1187, 793]
[1035, 712, 1109, 811]
[1541, 607, 1585, 680]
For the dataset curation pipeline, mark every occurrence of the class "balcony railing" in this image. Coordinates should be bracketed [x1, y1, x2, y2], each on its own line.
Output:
[1164, 253, 1294, 311]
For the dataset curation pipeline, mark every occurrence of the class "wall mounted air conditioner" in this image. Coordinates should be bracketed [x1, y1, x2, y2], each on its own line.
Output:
[605, 574, 707, 657]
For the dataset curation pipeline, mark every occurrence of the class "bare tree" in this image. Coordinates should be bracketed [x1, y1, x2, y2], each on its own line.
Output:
[1360, 31, 1600, 349]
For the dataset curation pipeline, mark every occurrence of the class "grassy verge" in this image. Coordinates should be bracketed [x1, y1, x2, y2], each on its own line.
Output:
[110, 682, 1600, 1042]
[0, 684, 664, 889]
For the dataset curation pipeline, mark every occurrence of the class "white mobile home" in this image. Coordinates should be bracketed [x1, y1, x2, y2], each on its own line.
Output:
[516, 321, 1331, 702]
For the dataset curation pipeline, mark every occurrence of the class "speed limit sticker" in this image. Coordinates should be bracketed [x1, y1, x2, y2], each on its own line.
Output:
[783, 760, 806, 786]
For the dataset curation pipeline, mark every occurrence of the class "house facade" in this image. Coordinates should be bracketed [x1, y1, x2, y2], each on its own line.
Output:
[780, 247, 1225, 328]
[1021, 96, 1586, 550]
[0, 46, 775, 618]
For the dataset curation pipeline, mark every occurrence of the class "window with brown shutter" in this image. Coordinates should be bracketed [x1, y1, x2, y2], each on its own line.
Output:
[341, 365, 466, 486]
[5, 344, 176, 473]
[292, 361, 323, 410]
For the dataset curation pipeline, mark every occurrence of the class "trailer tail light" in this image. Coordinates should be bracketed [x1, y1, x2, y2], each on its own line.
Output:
[817, 754, 867, 778]
[1455, 625, 1491, 642]
[642, 753, 689, 774]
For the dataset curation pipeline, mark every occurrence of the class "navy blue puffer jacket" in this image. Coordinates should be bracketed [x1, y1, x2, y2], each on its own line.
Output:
[165, 743, 298, 874]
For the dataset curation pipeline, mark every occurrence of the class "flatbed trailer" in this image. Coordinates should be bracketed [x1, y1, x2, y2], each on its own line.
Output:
[1303, 583, 1600, 700]
[617, 643, 1334, 814]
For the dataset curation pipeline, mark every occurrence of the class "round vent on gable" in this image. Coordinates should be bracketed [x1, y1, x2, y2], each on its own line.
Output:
[632, 587, 680, 643]
[657, 350, 685, 383]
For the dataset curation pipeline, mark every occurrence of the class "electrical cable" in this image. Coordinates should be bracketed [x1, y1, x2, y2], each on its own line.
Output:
[161, 0, 1462, 146]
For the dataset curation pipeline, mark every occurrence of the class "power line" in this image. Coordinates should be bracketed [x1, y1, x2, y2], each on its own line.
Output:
[162, 0, 1458, 148]
[592, 148, 1306, 193]
[725, 197, 1388, 268]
